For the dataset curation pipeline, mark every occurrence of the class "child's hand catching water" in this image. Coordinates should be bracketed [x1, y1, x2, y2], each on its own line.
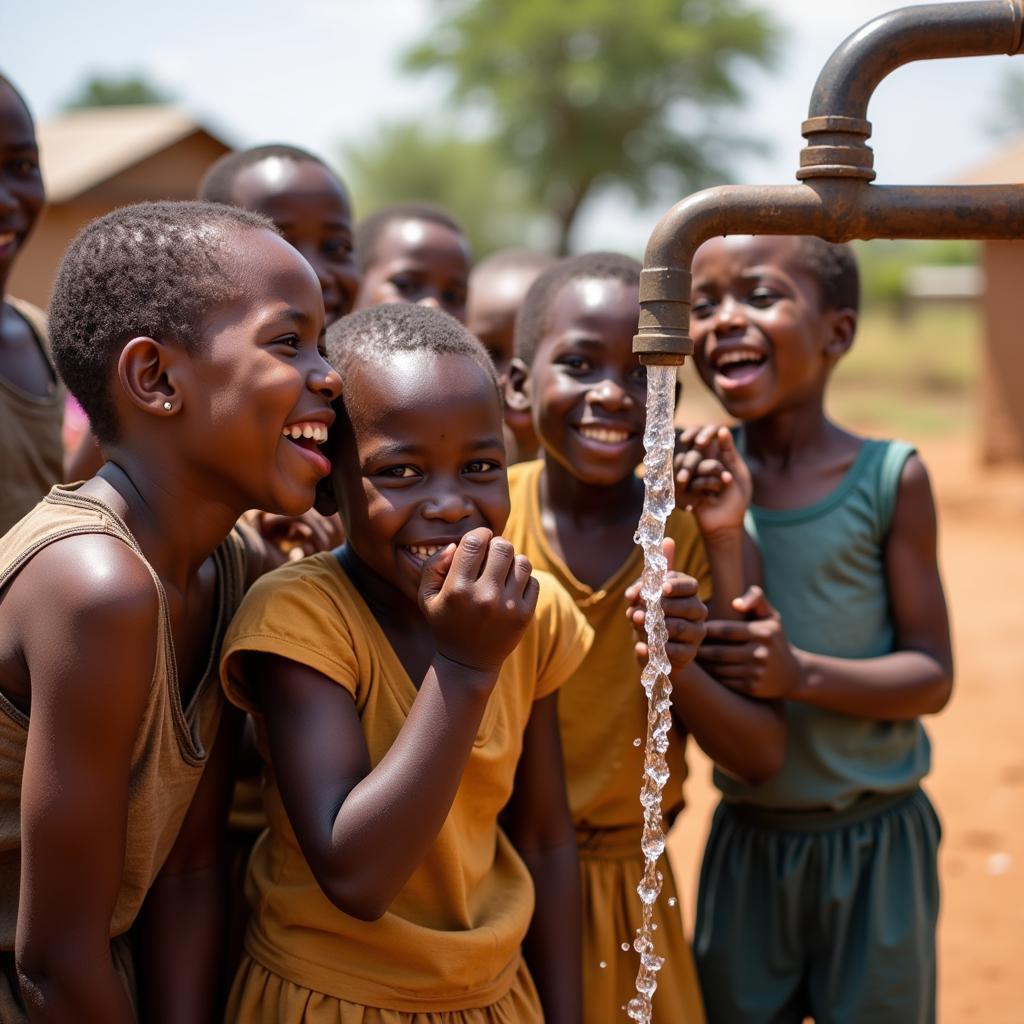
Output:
[419, 527, 540, 675]
[625, 537, 708, 676]
[674, 425, 752, 539]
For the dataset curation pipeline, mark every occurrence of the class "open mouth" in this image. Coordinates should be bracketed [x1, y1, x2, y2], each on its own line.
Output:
[576, 423, 635, 446]
[710, 347, 769, 388]
[400, 540, 458, 570]
[281, 420, 331, 476]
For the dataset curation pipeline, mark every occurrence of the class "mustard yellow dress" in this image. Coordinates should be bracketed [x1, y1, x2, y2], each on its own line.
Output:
[505, 460, 710, 1024]
[220, 554, 593, 1023]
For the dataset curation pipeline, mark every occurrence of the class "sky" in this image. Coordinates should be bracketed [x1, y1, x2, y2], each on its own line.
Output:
[4, 0, 1021, 252]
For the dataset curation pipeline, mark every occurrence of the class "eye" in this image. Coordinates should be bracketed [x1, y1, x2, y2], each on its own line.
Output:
[748, 287, 780, 308]
[556, 353, 592, 373]
[443, 287, 467, 308]
[379, 465, 419, 479]
[691, 296, 715, 319]
[8, 157, 39, 176]
[464, 459, 500, 475]
[629, 363, 648, 386]
[323, 237, 354, 260]
[274, 334, 302, 352]
[389, 273, 419, 297]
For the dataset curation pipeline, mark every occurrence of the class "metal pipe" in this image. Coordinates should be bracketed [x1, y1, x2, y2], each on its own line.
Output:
[634, 1, 1024, 364]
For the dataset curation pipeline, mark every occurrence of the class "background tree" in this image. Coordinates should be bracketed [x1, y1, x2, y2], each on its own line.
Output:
[62, 74, 172, 111]
[343, 121, 548, 257]
[405, 0, 778, 253]
[985, 67, 1024, 139]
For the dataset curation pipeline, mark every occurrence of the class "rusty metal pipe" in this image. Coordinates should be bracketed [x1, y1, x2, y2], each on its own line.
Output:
[635, 1, 1024, 364]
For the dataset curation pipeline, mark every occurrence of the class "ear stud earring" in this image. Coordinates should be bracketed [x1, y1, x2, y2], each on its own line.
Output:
[163, 401, 173, 411]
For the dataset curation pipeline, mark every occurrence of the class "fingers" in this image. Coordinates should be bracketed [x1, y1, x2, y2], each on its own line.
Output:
[695, 641, 760, 664]
[446, 527, 492, 585]
[509, 552, 534, 598]
[521, 573, 541, 616]
[703, 619, 757, 642]
[661, 535, 676, 568]
[731, 584, 777, 620]
[478, 535, 516, 589]
[418, 542, 458, 600]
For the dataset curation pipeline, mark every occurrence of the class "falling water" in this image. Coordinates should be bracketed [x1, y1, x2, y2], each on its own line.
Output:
[625, 363, 677, 1023]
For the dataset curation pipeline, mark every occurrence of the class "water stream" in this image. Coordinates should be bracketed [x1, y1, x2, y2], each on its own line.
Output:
[625, 363, 678, 1023]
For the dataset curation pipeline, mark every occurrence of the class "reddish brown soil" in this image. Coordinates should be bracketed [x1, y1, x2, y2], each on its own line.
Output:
[666, 434, 1024, 1023]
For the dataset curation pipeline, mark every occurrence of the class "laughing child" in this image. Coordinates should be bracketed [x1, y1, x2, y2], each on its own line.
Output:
[505, 252, 786, 1023]
[355, 202, 471, 322]
[467, 247, 554, 464]
[0, 200, 340, 1022]
[0, 73, 63, 535]
[686, 234, 952, 1024]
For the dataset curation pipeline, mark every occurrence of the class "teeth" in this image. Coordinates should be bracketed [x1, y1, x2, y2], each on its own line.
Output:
[407, 544, 443, 559]
[715, 349, 765, 368]
[281, 422, 328, 443]
[580, 425, 630, 444]
[0, 232, 15, 245]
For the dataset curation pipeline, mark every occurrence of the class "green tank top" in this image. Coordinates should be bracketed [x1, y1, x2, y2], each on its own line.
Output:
[715, 437, 932, 812]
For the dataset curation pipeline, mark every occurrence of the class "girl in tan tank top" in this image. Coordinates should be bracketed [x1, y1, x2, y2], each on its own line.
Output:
[0, 196, 341, 1023]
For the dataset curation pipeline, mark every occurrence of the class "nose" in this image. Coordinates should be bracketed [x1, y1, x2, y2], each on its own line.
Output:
[308, 352, 342, 402]
[586, 376, 633, 412]
[715, 294, 747, 332]
[0, 180, 16, 214]
[422, 484, 474, 523]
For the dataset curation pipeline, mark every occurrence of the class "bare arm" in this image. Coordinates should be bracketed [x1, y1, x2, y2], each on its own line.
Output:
[250, 530, 539, 921]
[699, 456, 953, 721]
[134, 704, 243, 1024]
[502, 693, 581, 1024]
[13, 539, 158, 1022]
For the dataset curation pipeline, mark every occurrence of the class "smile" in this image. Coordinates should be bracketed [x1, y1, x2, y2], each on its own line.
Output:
[577, 424, 633, 444]
[282, 422, 329, 444]
[710, 346, 768, 388]
[403, 543, 446, 561]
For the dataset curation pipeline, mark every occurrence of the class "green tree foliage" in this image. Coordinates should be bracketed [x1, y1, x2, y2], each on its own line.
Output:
[343, 121, 548, 258]
[63, 74, 172, 111]
[405, 0, 778, 253]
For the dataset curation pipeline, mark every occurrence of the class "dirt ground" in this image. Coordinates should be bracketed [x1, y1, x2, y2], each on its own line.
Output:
[666, 432, 1024, 1022]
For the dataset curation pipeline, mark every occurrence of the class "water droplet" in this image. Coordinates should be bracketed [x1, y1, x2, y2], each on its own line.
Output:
[633, 737, 642, 747]
[621, 942, 631, 952]
[599, 960, 607, 969]
[667, 896, 678, 907]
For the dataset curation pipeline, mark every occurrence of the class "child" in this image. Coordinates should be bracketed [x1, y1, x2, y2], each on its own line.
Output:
[220, 303, 611, 1022]
[355, 202, 471, 322]
[686, 234, 952, 1024]
[0, 74, 63, 535]
[466, 247, 553, 464]
[504, 252, 786, 1023]
[199, 144, 359, 328]
[0, 200, 340, 1022]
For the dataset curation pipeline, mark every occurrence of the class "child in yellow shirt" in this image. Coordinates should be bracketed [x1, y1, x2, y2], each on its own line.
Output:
[224, 304, 650, 1021]
[505, 251, 787, 1022]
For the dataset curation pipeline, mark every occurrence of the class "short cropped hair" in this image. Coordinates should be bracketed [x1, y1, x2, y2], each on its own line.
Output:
[326, 303, 499, 400]
[49, 200, 276, 443]
[469, 247, 554, 284]
[198, 143, 342, 206]
[355, 202, 466, 274]
[792, 236, 860, 314]
[515, 251, 641, 365]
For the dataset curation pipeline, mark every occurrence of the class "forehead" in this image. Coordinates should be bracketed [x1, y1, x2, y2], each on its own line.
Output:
[548, 275, 639, 334]
[346, 349, 501, 434]
[231, 158, 350, 218]
[218, 226, 323, 305]
[693, 235, 804, 280]
[0, 81, 35, 146]
[375, 218, 470, 267]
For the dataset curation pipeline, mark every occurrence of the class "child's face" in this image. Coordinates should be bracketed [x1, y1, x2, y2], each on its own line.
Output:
[230, 156, 358, 327]
[176, 227, 340, 516]
[690, 235, 844, 421]
[331, 350, 508, 603]
[356, 218, 471, 323]
[528, 276, 646, 487]
[466, 266, 540, 461]
[0, 81, 44, 286]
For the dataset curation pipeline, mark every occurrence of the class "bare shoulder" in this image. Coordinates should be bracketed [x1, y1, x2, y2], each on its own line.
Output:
[893, 452, 936, 515]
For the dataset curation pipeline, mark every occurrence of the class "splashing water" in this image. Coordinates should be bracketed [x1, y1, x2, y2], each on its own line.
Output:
[625, 363, 678, 1023]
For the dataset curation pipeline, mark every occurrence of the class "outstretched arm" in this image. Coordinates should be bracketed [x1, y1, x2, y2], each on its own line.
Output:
[250, 530, 539, 921]
[699, 456, 953, 720]
[502, 693, 581, 1024]
[13, 538, 158, 1023]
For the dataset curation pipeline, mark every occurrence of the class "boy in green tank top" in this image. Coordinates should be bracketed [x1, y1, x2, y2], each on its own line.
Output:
[680, 235, 952, 1024]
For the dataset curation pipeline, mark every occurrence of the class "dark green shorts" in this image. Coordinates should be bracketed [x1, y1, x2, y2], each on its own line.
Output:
[693, 788, 940, 1024]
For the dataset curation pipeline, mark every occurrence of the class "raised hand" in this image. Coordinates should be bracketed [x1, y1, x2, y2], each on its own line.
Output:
[674, 425, 752, 539]
[419, 527, 540, 674]
[697, 585, 802, 699]
[625, 536, 708, 677]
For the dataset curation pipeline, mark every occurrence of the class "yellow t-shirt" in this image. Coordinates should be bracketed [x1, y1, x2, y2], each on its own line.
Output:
[504, 460, 711, 830]
[220, 553, 593, 1013]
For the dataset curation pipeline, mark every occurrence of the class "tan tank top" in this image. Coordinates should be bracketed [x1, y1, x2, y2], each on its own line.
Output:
[0, 486, 248, 948]
[0, 298, 64, 537]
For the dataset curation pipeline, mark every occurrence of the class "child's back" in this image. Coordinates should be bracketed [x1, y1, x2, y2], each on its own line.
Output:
[687, 234, 952, 1024]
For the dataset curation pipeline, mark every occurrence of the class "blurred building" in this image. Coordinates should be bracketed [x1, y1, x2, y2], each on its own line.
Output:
[958, 140, 1024, 464]
[8, 105, 231, 309]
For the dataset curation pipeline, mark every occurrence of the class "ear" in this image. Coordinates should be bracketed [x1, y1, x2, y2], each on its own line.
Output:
[313, 473, 338, 516]
[505, 357, 532, 413]
[116, 337, 187, 418]
[823, 307, 857, 361]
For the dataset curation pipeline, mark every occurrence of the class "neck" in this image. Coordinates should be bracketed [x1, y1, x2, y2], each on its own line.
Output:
[338, 543, 423, 630]
[539, 453, 643, 525]
[92, 453, 243, 592]
[741, 393, 838, 470]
